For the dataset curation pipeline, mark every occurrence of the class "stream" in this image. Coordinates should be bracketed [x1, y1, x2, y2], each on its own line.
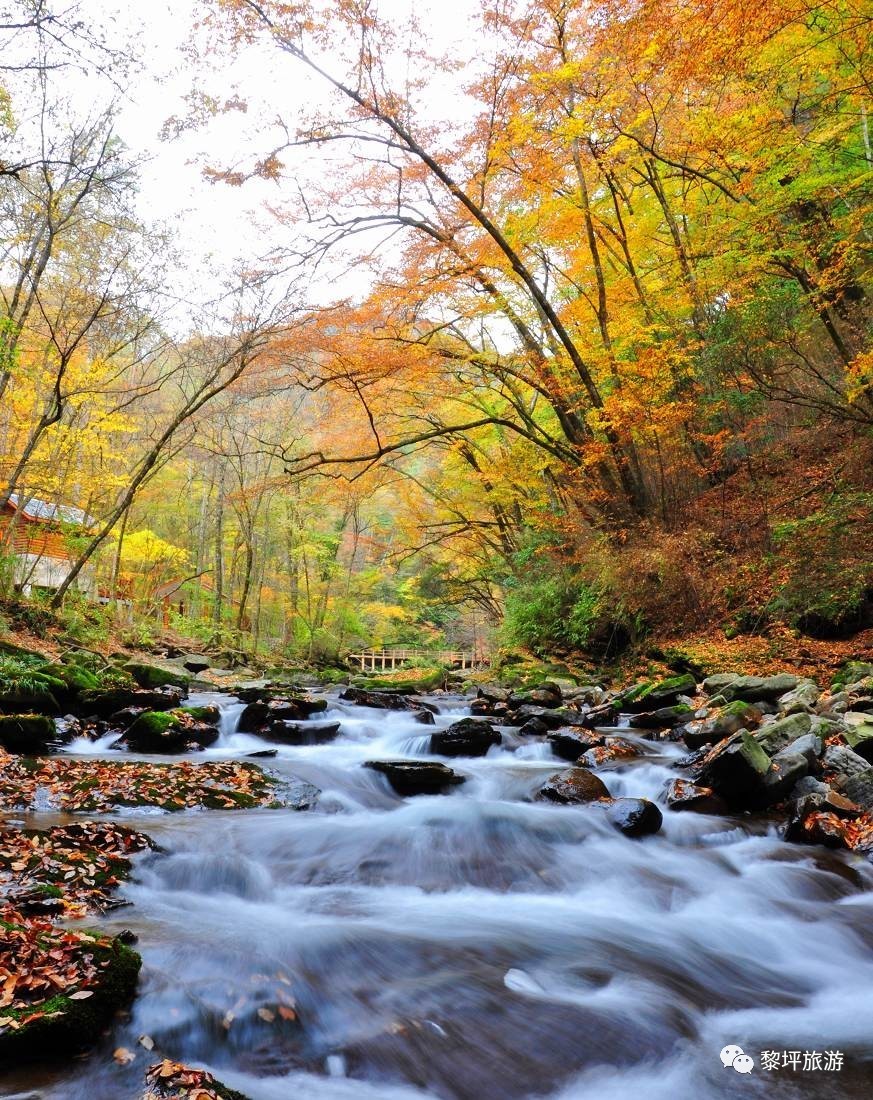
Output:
[3, 690, 873, 1099]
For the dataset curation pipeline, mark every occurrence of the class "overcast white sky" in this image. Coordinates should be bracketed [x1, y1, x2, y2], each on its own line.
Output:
[76, 0, 481, 302]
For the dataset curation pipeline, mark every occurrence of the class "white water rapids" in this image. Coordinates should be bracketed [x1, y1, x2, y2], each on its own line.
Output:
[3, 691, 873, 1099]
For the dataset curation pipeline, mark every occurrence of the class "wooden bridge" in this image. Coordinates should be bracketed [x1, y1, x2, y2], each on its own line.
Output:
[347, 647, 489, 672]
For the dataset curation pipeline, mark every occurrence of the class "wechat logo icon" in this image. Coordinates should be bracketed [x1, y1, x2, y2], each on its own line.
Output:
[720, 1045, 755, 1074]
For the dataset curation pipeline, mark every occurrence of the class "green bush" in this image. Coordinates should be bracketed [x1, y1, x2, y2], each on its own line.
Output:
[502, 573, 607, 655]
[769, 491, 873, 638]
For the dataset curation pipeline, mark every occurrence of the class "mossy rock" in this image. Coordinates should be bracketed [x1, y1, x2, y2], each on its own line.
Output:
[123, 661, 190, 690]
[125, 710, 218, 753]
[0, 934, 141, 1064]
[0, 714, 56, 753]
[180, 704, 221, 724]
[833, 661, 873, 690]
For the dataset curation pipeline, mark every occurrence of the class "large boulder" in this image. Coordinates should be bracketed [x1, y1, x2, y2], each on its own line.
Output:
[0, 714, 57, 754]
[606, 798, 663, 837]
[430, 718, 501, 757]
[536, 767, 611, 805]
[181, 654, 211, 673]
[364, 760, 465, 796]
[699, 731, 772, 803]
[720, 674, 799, 704]
[683, 700, 761, 750]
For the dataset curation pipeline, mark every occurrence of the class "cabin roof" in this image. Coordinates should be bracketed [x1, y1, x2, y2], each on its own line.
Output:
[6, 492, 95, 527]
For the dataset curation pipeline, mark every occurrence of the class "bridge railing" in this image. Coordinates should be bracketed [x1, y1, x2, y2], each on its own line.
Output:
[346, 647, 489, 672]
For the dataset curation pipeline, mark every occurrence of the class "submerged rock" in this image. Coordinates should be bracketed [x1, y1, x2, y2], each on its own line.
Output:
[536, 767, 610, 805]
[364, 760, 465, 795]
[430, 718, 501, 757]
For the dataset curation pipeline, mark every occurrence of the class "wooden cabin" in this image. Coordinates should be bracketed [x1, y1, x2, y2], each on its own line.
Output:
[0, 493, 97, 597]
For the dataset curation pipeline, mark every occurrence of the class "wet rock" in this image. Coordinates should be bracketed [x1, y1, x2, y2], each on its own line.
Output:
[413, 708, 436, 725]
[665, 779, 728, 815]
[430, 718, 501, 757]
[179, 704, 221, 725]
[246, 748, 278, 758]
[470, 698, 496, 716]
[579, 738, 641, 768]
[536, 767, 611, 804]
[606, 798, 663, 837]
[144, 1059, 251, 1100]
[702, 673, 740, 695]
[720, 674, 799, 704]
[0, 714, 57, 754]
[364, 760, 465, 795]
[261, 721, 342, 745]
[123, 661, 190, 690]
[511, 705, 570, 729]
[548, 729, 605, 761]
[340, 687, 416, 710]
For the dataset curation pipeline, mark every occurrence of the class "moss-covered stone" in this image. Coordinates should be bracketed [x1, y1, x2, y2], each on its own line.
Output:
[180, 704, 220, 724]
[123, 661, 190, 690]
[0, 933, 141, 1064]
[0, 714, 56, 753]
[124, 710, 217, 753]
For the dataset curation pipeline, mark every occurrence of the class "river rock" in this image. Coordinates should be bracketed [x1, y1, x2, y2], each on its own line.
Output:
[629, 704, 693, 729]
[579, 738, 641, 767]
[124, 710, 219, 753]
[340, 687, 416, 710]
[606, 797, 663, 836]
[181, 654, 211, 672]
[238, 697, 327, 731]
[0, 714, 57, 754]
[778, 679, 820, 714]
[699, 730, 772, 802]
[412, 708, 436, 725]
[478, 684, 511, 703]
[518, 716, 549, 737]
[364, 760, 465, 795]
[665, 779, 728, 815]
[123, 661, 190, 690]
[842, 719, 873, 761]
[701, 673, 739, 695]
[81, 687, 184, 717]
[536, 767, 611, 804]
[720, 674, 799, 704]
[785, 796, 851, 849]
[261, 721, 342, 745]
[548, 729, 605, 761]
[824, 745, 873, 811]
[753, 712, 813, 755]
[618, 675, 697, 712]
[430, 718, 501, 757]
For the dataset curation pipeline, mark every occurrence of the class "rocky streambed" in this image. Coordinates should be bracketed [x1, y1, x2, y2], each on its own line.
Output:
[2, 656, 873, 1098]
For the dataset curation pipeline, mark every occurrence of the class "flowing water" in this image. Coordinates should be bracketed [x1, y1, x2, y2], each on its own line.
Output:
[4, 692, 873, 1099]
